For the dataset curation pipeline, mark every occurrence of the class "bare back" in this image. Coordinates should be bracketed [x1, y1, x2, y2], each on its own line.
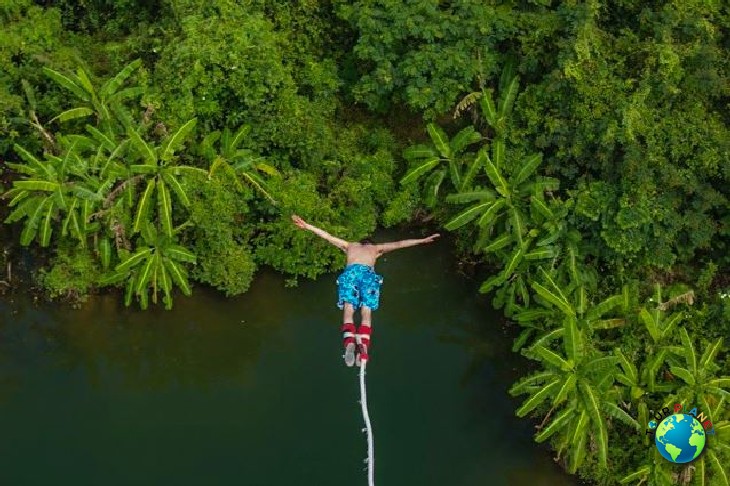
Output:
[345, 243, 382, 267]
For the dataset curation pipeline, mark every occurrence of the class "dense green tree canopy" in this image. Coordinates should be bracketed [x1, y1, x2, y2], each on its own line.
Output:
[1, 1, 729, 484]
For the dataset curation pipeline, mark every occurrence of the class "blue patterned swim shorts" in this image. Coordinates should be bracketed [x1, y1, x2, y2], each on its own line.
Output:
[336, 264, 384, 311]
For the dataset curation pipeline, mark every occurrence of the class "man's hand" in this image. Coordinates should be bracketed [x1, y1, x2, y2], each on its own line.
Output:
[291, 214, 349, 251]
[422, 233, 441, 244]
[291, 214, 309, 230]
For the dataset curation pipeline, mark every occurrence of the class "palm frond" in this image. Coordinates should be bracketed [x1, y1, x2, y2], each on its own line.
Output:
[157, 179, 173, 238]
[161, 118, 197, 162]
[449, 126, 481, 154]
[403, 144, 436, 161]
[133, 179, 156, 233]
[483, 152, 509, 197]
[515, 378, 561, 417]
[498, 75, 520, 118]
[603, 402, 639, 429]
[164, 258, 192, 296]
[453, 91, 482, 119]
[426, 123, 450, 158]
[401, 157, 440, 185]
[49, 107, 94, 124]
[536, 406, 574, 442]
[165, 245, 196, 263]
[579, 381, 608, 468]
[510, 371, 556, 395]
[444, 202, 492, 231]
[43, 67, 89, 101]
[100, 59, 142, 98]
[479, 89, 497, 126]
[115, 247, 152, 273]
[514, 153, 543, 186]
[553, 374, 577, 406]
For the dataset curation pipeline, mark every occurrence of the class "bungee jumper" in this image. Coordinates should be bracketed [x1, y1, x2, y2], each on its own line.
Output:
[291, 215, 440, 367]
[291, 215, 439, 485]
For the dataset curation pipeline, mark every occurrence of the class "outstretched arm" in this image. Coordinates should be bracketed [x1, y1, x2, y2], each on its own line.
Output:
[291, 214, 349, 251]
[376, 233, 440, 254]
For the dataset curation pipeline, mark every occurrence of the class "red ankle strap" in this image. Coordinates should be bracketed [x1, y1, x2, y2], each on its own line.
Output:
[357, 325, 372, 335]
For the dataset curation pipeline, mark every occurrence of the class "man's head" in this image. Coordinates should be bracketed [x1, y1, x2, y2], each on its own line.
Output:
[359, 238, 375, 245]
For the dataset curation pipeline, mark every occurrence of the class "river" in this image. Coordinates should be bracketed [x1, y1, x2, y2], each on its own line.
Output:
[0, 233, 577, 485]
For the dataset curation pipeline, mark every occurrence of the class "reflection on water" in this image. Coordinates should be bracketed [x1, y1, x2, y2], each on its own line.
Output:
[0, 234, 577, 486]
[52, 292, 271, 390]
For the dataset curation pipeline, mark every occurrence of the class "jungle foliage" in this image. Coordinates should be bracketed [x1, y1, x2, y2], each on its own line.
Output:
[1, 1, 729, 485]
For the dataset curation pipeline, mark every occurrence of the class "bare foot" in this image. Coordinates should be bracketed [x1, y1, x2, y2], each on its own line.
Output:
[344, 342, 356, 367]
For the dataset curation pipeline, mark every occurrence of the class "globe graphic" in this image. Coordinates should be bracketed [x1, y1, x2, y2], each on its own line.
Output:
[655, 414, 706, 464]
[648, 420, 658, 429]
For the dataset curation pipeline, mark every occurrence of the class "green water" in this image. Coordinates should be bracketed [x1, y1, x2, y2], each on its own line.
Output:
[0, 238, 577, 485]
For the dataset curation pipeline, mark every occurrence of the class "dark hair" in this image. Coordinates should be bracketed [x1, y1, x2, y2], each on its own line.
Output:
[359, 238, 375, 245]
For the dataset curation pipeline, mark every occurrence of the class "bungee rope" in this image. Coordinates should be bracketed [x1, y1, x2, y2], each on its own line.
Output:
[358, 357, 375, 486]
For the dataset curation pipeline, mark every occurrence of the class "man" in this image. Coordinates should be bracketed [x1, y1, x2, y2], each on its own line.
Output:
[291, 214, 440, 367]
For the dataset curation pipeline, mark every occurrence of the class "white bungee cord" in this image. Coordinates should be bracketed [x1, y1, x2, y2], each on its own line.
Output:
[359, 359, 375, 486]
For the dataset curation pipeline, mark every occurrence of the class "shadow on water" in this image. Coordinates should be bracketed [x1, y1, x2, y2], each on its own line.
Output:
[0, 231, 579, 486]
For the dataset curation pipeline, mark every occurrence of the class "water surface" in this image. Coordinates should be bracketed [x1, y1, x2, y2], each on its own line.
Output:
[0, 236, 576, 485]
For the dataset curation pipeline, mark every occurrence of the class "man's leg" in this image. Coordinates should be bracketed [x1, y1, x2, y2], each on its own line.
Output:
[343, 302, 355, 325]
[342, 303, 357, 367]
[356, 271, 381, 366]
[337, 265, 360, 367]
[355, 305, 372, 366]
[360, 305, 372, 328]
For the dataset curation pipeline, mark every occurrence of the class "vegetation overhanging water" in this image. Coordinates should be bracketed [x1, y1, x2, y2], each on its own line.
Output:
[1, 2, 728, 485]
